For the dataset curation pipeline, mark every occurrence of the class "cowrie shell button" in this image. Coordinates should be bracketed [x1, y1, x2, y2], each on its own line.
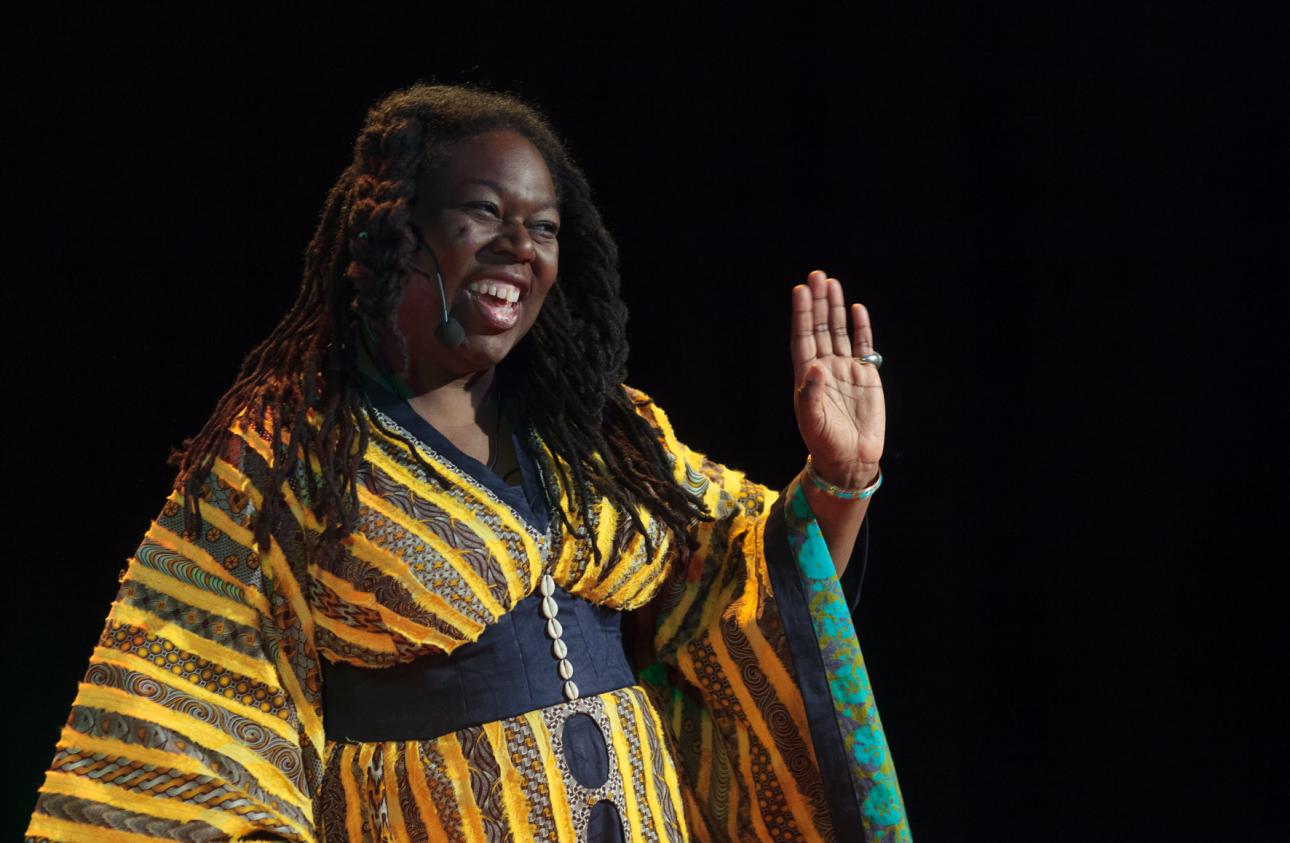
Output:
[541, 596, 559, 619]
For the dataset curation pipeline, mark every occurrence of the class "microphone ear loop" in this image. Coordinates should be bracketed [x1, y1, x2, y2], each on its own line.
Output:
[408, 224, 466, 348]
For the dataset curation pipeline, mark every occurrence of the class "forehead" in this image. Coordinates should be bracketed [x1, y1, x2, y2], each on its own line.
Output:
[420, 130, 557, 206]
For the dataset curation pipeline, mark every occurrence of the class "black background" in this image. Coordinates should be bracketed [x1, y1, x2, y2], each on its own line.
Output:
[4, 6, 1285, 840]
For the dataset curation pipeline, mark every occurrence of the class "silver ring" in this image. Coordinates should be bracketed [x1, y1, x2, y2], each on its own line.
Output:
[858, 352, 883, 369]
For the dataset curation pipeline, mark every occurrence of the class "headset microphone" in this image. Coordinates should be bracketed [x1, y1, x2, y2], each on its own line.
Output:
[409, 226, 465, 348]
[430, 266, 466, 348]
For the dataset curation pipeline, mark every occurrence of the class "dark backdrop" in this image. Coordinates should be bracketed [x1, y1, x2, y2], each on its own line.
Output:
[5, 6, 1284, 840]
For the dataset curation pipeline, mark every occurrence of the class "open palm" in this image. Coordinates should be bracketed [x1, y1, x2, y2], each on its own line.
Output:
[791, 270, 886, 488]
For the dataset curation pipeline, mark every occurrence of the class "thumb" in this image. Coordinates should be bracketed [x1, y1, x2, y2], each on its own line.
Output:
[797, 361, 826, 405]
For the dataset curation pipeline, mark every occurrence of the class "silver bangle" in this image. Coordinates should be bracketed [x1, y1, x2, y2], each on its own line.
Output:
[804, 456, 882, 501]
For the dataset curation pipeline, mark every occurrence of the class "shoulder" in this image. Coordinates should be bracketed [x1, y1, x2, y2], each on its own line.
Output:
[621, 384, 678, 444]
[622, 384, 652, 405]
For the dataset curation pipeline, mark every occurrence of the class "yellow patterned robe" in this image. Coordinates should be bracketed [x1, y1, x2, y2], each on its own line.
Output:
[26, 387, 909, 842]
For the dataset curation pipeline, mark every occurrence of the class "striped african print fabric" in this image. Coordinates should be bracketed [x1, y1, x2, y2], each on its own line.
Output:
[27, 386, 908, 841]
[317, 686, 688, 841]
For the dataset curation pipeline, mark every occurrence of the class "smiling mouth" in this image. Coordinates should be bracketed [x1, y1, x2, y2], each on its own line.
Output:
[465, 279, 523, 329]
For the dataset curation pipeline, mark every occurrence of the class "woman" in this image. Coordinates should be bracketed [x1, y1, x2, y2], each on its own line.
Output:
[26, 84, 909, 842]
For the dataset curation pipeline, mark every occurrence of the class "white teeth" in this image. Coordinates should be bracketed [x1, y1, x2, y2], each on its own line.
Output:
[467, 280, 521, 304]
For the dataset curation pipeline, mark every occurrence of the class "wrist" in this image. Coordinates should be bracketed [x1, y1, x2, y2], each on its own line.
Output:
[804, 456, 882, 501]
[807, 456, 880, 491]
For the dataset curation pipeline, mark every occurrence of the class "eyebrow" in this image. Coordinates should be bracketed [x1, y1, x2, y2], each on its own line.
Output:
[462, 179, 558, 211]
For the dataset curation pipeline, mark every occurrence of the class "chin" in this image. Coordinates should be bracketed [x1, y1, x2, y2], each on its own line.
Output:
[457, 333, 523, 370]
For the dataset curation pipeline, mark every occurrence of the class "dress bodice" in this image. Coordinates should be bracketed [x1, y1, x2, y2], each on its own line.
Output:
[307, 382, 673, 670]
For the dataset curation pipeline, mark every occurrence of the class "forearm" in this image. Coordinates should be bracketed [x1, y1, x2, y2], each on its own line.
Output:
[795, 461, 879, 577]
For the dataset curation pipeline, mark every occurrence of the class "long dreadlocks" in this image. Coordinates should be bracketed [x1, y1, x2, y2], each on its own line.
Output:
[170, 83, 708, 566]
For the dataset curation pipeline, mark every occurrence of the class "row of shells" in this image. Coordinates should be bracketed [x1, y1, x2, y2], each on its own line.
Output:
[540, 573, 579, 700]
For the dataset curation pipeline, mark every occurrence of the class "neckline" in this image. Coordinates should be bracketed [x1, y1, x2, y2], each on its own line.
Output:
[360, 374, 553, 536]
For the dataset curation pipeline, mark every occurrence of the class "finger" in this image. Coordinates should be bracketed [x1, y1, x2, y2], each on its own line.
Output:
[790, 282, 817, 381]
[811, 271, 833, 358]
[828, 277, 852, 357]
[852, 302, 874, 356]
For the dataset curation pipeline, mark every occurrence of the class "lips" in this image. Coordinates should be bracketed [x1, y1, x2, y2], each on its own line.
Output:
[463, 278, 525, 330]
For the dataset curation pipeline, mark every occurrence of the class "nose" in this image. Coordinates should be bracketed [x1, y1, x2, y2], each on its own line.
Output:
[489, 217, 537, 264]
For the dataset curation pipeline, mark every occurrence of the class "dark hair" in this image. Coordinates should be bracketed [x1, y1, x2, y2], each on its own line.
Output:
[170, 83, 707, 564]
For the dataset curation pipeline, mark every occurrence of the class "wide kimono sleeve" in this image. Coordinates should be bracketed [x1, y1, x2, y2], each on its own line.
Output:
[628, 389, 911, 843]
[27, 416, 326, 842]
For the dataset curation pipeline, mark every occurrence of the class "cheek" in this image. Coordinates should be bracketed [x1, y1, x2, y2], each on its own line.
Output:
[396, 282, 442, 334]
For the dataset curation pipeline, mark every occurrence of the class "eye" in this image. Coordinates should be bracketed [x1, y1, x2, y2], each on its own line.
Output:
[530, 220, 560, 239]
[464, 201, 500, 217]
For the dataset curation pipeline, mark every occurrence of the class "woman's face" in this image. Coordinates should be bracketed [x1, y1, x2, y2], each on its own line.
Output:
[391, 129, 560, 388]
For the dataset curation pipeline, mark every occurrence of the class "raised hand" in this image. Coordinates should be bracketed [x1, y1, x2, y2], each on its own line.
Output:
[790, 270, 886, 490]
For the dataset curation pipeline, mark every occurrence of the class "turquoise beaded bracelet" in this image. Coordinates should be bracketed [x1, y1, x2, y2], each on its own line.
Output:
[804, 456, 883, 501]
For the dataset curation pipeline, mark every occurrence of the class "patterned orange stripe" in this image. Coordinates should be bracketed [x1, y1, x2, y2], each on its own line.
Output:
[736, 724, 773, 840]
[694, 575, 740, 655]
[634, 401, 689, 485]
[617, 531, 673, 609]
[271, 649, 322, 763]
[682, 787, 715, 843]
[601, 694, 646, 841]
[357, 484, 505, 619]
[697, 709, 714, 797]
[55, 728, 209, 778]
[571, 499, 618, 592]
[436, 733, 487, 843]
[710, 626, 821, 843]
[228, 418, 325, 534]
[725, 742, 740, 843]
[668, 692, 684, 739]
[637, 690, 691, 843]
[581, 513, 649, 604]
[260, 542, 325, 761]
[728, 513, 770, 627]
[360, 743, 382, 842]
[593, 499, 620, 575]
[406, 742, 451, 842]
[622, 690, 670, 841]
[345, 531, 482, 637]
[482, 721, 531, 839]
[656, 576, 703, 652]
[311, 608, 397, 655]
[109, 602, 277, 686]
[262, 537, 314, 638]
[143, 521, 270, 616]
[309, 564, 462, 651]
[231, 418, 275, 466]
[381, 744, 407, 841]
[672, 644, 735, 837]
[551, 529, 578, 582]
[90, 646, 296, 743]
[38, 770, 250, 835]
[27, 814, 176, 843]
[741, 613, 812, 745]
[365, 441, 532, 604]
[124, 558, 261, 629]
[338, 744, 364, 843]
[70, 683, 312, 818]
[195, 495, 259, 554]
[521, 711, 577, 843]
[209, 455, 263, 508]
